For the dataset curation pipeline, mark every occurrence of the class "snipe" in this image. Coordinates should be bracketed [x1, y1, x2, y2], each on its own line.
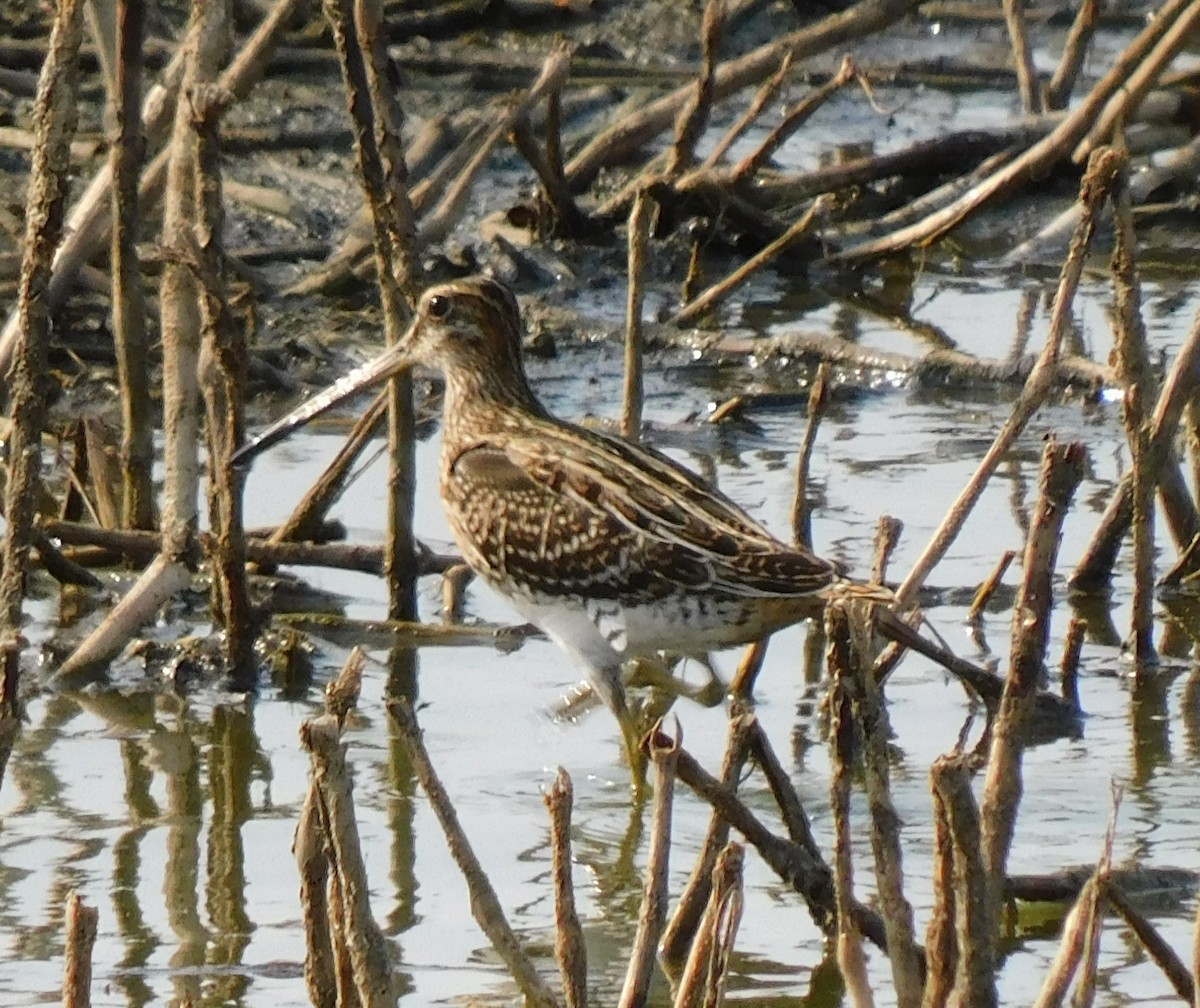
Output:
[234, 276, 843, 769]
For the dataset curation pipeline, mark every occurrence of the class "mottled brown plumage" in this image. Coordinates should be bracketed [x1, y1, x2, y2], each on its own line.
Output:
[236, 276, 844, 764]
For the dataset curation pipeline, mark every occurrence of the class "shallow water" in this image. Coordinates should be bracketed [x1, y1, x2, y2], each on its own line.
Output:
[2, 264, 1200, 1007]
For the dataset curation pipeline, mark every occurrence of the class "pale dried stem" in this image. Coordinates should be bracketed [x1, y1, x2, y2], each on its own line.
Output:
[668, 0, 726, 176]
[301, 716, 397, 1008]
[543, 769, 587, 1008]
[833, 0, 1192, 262]
[661, 713, 755, 972]
[672, 842, 744, 1008]
[871, 515, 903, 588]
[388, 698, 564, 1008]
[700, 52, 791, 169]
[1059, 615, 1086, 709]
[979, 441, 1086, 949]
[622, 188, 653, 440]
[1107, 883, 1196, 1002]
[791, 364, 829, 549]
[1033, 875, 1097, 1007]
[1073, 0, 1200, 162]
[63, 890, 99, 1008]
[1002, 0, 1041, 113]
[1, 0, 83, 637]
[296, 782, 337, 1008]
[929, 755, 995, 1008]
[889, 149, 1120, 615]
[1110, 162, 1159, 665]
[620, 725, 680, 1008]
[672, 195, 830, 325]
[921, 785, 956, 1008]
[325, 647, 366, 726]
[967, 550, 1017, 623]
[1043, 0, 1098, 111]
[110, 0, 153, 530]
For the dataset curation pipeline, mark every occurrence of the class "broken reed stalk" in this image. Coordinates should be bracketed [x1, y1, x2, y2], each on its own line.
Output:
[1002, 0, 1041, 114]
[1043, 0, 1098, 110]
[1110, 160, 1159, 665]
[791, 363, 829, 549]
[967, 550, 1017, 623]
[300, 716, 398, 1008]
[979, 440, 1086, 949]
[0, 0, 84, 635]
[193, 84, 256, 685]
[826, 603, 874, 1005]
[889, 147, 1121, 615]
[871, 515, 904, 588]
[923, 773, 958, 1007]
[620, 725, 680, 1008]
[700, 52, 791, 170]
[1059, 615, 1085, 708]
[111, 0, 153, 530]
[543, 769, 587, 1008]
[929, 754, 995, 1007]
[1071, 298, 1200, 592]
[670, 194, 830, 325]
[63, 890, 98, 1008]
[55, 0, 227, 680]
[671, 842, 744, 1008]
[660, 713, 755, 973]
[323, 0, 419, 621]
[388, 698, 564, 1008]
[667, 0, 725, 176]
[1107, 883, 1196, 1003]
[622, 187, 652, 440]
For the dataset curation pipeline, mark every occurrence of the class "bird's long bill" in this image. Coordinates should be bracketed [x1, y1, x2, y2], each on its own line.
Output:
[230, 337, 413, 468]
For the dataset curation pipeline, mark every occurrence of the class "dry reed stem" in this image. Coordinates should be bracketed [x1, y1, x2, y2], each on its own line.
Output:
[967, 550, 1017, 623]
[193, 85, 256, 685]
[63, 890, 98, 1008]
[323, 0, 418, 622]
[929, 754, 995, 1008]
[667, 0, 725, 176]
[295, 782, 337, 1008]
[871, 515, 903, 588]
[0, 0, 83, 634]
[110, 0, 153, 530]
[980, 440, 1086, 949]
[827, 604, 875, 1008]
[660, 713, 755, 972]
[832, 1, 1189, 262]
[922, 784, 957, 1008]
[1072, 0, 1200, 162]
[746, 717, 821, 859]
[671, 194, 830, 325]
[1002, 0, 1041, 114]
[1106, 883, 1196, 1002]
[543, 769, 587, 1008]
[1043, 0, 1098, 110]
[671, 842, 744, 1008]
[700, 52, 791, 169]
[1110, 162, 1159, 665]
[727, 638, 768, 700]
[325, 647, 366, 726]
[1059, 615, 1086, 709]
[301, 716, 398, 1007]
[565, 0, 918, 190]
[4, 0, 80, 724]
[791, 363, 829, 549]
[622, 188, 652, 440]
[509, 116, 588, 235]
[888, 148, 1119, 615]
[388, 698, 564, 1008]
[0, 0, 305, 386]
[620, 724, 681, 1008]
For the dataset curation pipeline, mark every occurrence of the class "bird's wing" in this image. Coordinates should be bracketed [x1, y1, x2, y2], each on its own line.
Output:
[462, 425, 840, 600]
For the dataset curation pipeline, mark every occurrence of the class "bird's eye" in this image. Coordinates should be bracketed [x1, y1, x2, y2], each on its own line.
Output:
[426, 294, 451, 319]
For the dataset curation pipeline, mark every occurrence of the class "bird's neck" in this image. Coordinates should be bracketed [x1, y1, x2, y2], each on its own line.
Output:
[440, 361, 547, 448]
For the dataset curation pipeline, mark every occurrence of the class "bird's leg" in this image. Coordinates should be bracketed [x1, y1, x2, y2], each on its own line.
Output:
[589, 664, 648, 790]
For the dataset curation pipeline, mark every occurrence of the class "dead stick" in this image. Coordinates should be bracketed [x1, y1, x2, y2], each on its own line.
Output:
[622, 188, 653, 440]
[543, 769, 587, 1008]
[62, 890, 98, 1008]
[1043, 0, 1098, 110]
[672, 842, 744, 1008]
[1002, 0, 1041, 114]
[667, 0, 725, 176]
[700, 51, 791, 168]
[967, 550, 1017, 623]
[388, 698, 564, 1008]
[791, 363, 829, 549]
[619, 724, 680, 1008]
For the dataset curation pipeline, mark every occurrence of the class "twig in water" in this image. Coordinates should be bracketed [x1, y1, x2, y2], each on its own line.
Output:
[967, 550, 1017, 624]
[1043, 0, 1098, 110]
[622, 188, 653, 441]
[63, 890, 98, 1008]
[1058, 615, 1086, 711]
[620, 722, 681, 1008]
[791, 364, 829, 549]
[871, 515, 904, 589]
[388, 698, 564, 1008]
[700, 51, 792, 169]
[1002, 0, 1041, 113]
[543, 769, 587, 1008]
[671, 842, 744, 1008]
[667, 0, 726, 176]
